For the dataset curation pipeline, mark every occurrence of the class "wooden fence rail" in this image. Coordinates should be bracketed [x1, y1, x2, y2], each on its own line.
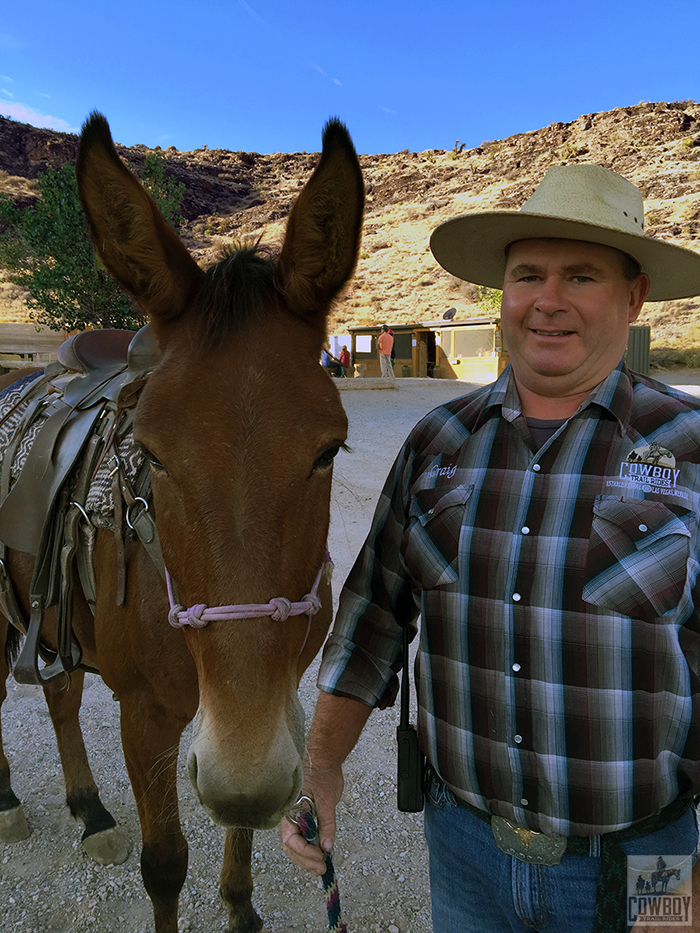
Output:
[0, 323, 67, 372]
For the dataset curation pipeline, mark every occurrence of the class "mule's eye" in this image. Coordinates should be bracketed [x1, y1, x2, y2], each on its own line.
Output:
[140, 445, 169, 476]
[312, 442, 345, 473]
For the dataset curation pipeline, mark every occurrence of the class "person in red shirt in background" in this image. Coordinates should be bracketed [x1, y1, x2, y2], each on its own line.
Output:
[339, 344, 351, 377]
[377, 325, 394, 379]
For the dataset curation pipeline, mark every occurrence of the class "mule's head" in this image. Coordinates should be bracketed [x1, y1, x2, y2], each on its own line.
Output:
[76, 113, 363, 828]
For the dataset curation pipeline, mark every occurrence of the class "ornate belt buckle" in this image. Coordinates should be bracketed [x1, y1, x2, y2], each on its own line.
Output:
[491, 816, 567, 866]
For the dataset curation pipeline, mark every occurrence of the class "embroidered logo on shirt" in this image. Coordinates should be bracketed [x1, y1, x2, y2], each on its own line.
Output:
[606, 442, 688, 500]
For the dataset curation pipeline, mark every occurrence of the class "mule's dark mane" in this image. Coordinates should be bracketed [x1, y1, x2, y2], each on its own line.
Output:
[192, 244, 278, 352]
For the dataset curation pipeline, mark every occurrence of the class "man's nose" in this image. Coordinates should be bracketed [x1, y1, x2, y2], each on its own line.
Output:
[533, 276, 567, 313]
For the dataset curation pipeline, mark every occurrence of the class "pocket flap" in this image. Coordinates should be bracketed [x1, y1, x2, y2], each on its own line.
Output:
[592, 496, 691, 547]
[412, 484, 473, 526]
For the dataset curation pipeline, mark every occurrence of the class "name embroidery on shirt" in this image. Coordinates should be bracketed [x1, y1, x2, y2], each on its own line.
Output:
[429, 463, 457, 480]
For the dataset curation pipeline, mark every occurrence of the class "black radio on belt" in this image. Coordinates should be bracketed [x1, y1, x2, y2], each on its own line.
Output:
[397, 624, 424, 812]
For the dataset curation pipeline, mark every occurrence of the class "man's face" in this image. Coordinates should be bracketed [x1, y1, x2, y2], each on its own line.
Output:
[501, 239, 650, 403]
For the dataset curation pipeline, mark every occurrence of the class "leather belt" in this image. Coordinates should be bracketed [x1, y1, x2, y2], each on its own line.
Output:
[427, 768, 690, 866]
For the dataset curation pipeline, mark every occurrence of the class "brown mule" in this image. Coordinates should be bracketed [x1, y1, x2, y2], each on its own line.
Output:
[0, 111, 364, 933]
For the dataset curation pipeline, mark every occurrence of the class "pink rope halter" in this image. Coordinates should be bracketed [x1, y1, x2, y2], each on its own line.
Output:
[166, 553, 332, 629]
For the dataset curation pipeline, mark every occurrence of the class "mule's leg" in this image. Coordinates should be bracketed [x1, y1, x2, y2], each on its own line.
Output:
[0, 622, 31, 842]
[220, 828, 263, 933]
[43, 671, 130, 864]
[119, 695, 189, 933]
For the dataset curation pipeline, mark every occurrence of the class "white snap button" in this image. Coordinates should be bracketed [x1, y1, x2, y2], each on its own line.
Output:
[514, 734, 523, 744]
[513, 593, 521, 602]
[521, 526, 530, 535]
[638, 524, 648, 533]
[512, 663, 521, 672]
[521, 798, 529, 806]
[532, 464, 541, 472]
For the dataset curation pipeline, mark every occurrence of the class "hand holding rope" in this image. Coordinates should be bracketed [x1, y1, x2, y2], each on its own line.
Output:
[289, 796, 347, 933]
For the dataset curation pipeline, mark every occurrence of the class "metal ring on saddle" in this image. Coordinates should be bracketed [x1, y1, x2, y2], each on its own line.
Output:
[126, 497, 149, 530]
[70, 501, 92, 525]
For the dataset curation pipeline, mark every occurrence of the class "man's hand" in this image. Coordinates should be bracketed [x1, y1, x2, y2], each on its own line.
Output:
[279, 692, 373, 875]
[280, 761, 344, 876]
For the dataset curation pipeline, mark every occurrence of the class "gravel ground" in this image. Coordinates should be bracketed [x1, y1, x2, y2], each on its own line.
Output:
[0, 377, 474, 933]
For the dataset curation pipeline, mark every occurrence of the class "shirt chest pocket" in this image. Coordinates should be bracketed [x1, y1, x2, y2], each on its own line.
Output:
[583, 496, 694, 621]
[402, 484, 474, 590]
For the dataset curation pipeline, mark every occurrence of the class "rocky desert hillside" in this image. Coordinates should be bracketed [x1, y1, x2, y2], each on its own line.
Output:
[2, 100, 700, 354]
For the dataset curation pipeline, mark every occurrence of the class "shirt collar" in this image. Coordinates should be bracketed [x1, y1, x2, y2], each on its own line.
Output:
[474, 360, 633, 430]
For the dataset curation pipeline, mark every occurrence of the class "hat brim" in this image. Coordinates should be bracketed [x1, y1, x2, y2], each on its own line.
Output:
[430, 212, 700, 302]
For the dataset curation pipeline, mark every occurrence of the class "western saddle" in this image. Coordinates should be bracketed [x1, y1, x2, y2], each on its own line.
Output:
[0, 326, 162, 685]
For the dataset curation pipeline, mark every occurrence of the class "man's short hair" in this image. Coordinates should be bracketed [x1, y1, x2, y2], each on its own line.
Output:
[619, 251, 642, 281]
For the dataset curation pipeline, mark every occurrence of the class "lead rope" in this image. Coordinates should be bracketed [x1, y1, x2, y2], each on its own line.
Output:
[295, 798, 347, 933]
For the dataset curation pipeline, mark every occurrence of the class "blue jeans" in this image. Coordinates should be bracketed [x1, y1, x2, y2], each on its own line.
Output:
[423, 779, 698, 933]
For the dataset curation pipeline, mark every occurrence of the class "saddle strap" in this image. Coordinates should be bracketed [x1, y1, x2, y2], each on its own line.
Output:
[112, 446, 165, 585]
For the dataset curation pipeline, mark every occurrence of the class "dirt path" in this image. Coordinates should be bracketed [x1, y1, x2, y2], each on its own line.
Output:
[0, 378, 472, 933]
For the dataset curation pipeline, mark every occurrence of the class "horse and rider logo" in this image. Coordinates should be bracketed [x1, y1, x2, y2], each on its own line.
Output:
[626, 442, 676, 469]
[627, 853, 693, 926]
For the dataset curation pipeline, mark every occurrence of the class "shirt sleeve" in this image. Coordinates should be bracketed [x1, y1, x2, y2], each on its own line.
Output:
[317, 438, 421, 709]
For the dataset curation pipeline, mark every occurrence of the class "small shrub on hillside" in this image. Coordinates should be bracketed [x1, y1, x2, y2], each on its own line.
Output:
[650, 347, 700, 370]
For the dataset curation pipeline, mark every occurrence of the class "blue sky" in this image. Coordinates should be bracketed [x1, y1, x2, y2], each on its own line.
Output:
[2, 0, 700, 155]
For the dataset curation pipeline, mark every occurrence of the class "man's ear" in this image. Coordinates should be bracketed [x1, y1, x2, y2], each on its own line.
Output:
[629, 273, 651, 323]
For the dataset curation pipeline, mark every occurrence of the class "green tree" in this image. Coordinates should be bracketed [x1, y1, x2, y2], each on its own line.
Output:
[474, 285, 502, 315]
[0, 153, 186, 332]
[140, 151, 185, 232]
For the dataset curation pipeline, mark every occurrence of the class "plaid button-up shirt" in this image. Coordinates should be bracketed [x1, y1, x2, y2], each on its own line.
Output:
[318, 363, 700, 837]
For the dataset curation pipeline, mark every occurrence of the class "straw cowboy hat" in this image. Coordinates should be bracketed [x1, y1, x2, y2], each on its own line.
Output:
[430, 163, 700, 302]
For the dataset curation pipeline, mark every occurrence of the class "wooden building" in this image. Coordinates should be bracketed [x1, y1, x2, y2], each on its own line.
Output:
[347, 318, 508, 380]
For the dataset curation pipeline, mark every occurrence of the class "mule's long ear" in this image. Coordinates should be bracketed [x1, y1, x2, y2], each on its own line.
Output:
[76, 111, 203, 327]
[277, 119, 364, 323]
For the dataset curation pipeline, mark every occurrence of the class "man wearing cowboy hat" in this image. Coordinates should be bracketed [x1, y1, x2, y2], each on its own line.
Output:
[281, 164, 700, 932]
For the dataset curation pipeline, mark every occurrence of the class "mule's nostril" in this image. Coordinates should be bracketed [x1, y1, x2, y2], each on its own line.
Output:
[187, 751, 199, 789]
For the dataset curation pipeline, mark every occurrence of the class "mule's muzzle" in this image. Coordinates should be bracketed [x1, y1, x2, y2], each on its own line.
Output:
[186, 744, 303, 830]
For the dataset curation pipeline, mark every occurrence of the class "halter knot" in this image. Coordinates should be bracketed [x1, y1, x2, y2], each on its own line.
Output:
[168, 602, 210, 628]
[302, 592, 322, 616]
[186, 603, 209, 627]
[168, 604, 187, 628]
[270, 597, 293, 622]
